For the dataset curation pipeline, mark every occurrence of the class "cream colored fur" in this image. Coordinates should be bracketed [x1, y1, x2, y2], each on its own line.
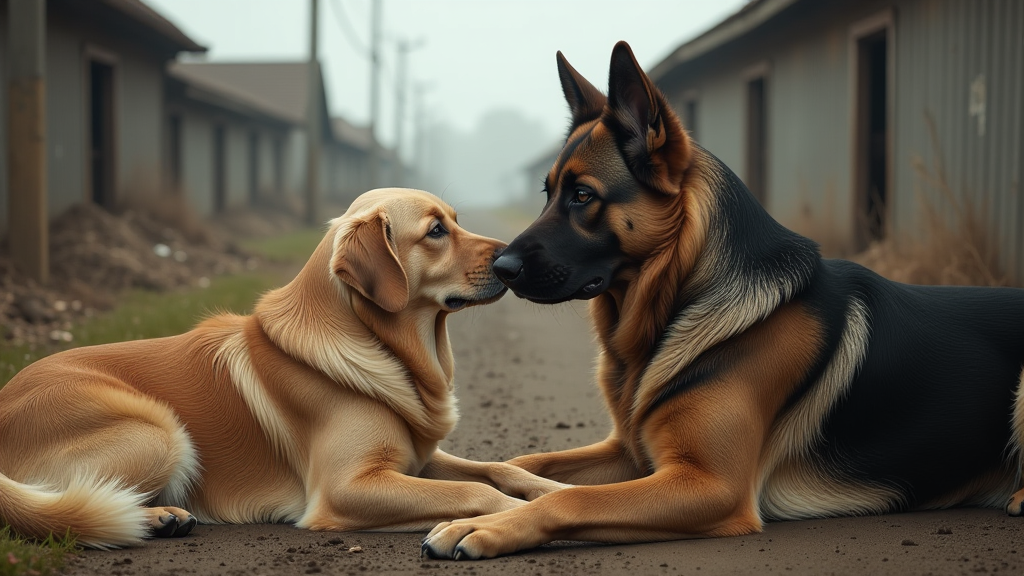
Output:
[0, 188, 564, 548]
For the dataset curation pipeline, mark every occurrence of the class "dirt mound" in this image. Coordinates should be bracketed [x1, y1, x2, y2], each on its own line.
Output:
[1, 201, 258, 348]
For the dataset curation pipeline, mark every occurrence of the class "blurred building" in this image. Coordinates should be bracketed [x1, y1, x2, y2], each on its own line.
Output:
[650, 0, 1023, 279]
[0, 0, 204, 235]
[2, 0, 402, 282]
[165, 63, 296, 216]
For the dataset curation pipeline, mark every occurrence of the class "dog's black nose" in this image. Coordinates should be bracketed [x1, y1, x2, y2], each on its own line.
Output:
[492, 253, 523, 282]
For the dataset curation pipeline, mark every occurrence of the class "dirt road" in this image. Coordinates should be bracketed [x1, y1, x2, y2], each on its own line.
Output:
[66, 209, 1024, 575]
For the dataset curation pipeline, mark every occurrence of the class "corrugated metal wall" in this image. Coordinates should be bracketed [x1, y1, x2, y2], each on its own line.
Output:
[892, 0, 1024, 280]
[657, 1, 881, 254]
[656, 0, 1024, 276]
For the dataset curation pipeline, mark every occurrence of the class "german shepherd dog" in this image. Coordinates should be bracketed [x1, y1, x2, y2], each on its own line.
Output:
[421, 42, 1024, 560]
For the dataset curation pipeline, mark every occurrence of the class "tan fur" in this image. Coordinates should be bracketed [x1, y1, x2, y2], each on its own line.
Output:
[421, 44, 851, 560]
[0, 188, 564, 548]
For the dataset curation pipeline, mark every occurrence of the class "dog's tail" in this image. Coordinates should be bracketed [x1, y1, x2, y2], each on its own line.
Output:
[0, 471, 149, 549]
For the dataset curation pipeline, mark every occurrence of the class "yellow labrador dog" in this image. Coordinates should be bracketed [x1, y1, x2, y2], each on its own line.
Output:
[0, 188, 563, 548]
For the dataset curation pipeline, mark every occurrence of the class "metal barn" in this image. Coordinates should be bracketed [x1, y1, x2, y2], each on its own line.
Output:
[650, 0, 1023, 280]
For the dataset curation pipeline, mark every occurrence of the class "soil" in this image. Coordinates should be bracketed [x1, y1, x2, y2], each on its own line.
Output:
[0, 201, 263, 349]
[31, 208, 1024, 575]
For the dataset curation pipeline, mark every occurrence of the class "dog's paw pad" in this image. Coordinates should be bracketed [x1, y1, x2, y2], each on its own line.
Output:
[150, 513, 179, 538]
[145, 506, 198, 538]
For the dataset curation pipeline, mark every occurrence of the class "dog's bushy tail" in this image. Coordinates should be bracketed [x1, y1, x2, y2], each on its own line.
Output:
[0, 471, 149, 549]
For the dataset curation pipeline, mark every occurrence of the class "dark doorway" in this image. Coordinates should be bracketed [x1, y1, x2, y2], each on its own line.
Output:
[89, 61, 115, 207]
[855, 29, 889, 246]
[168, 114, 183, 192]
[248, 132, 260, 203]
[745, 76, 767, 204]
[272, 136, 285, 196]
[683, 99, 699, 141]
[213, 125, 226, 213]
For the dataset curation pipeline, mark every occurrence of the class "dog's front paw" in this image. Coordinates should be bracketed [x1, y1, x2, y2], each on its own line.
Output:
[488, 462, 569, 501]
[421, 512, 538, 560]
[1007, 489, 1024, 516]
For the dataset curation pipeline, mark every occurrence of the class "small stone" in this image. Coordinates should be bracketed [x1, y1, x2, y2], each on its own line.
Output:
[347, 546, 363, 553]
[53, 300, 68, 312]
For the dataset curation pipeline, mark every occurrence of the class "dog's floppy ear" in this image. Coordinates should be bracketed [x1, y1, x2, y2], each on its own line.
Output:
[557, 51, 607, 130]
[606, 41, 691, 195]
[331, 210, 409, 313]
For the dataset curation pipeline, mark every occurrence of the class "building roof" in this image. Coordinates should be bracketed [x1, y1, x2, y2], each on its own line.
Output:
[171, 61, 387, 151]
[169, 62, 313, 124]
[105, 0, 206, 52]
[331, 117, 375, 152]
[648, 0, 802, 82]
[166, 68, 296, 128]
[51, 0, 207, 55]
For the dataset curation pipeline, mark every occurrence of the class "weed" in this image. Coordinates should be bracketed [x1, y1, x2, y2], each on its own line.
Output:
[0, 526, 77, 576]
[854, 111, 1008, 287]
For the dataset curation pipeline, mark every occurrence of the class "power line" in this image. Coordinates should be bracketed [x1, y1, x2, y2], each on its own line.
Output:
[330, 0, 371, 60]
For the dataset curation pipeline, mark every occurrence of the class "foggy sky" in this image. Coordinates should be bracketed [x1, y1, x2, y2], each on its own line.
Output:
[145, 0, 747, 206]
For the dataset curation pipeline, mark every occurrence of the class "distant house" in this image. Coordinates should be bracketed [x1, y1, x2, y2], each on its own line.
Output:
[649, 0, 1024, 280]
[167, 62, 333, 216]
[0, 0, 205, 235]
[3, 0, 406, 284]
[330, 116, 374, 204]
[169, 61, 403, 215]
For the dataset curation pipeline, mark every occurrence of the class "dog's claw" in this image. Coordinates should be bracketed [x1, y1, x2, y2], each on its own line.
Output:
[172, 515, 197, 537]
[454, 549, 464, 561]
[151, 514, 179, 538]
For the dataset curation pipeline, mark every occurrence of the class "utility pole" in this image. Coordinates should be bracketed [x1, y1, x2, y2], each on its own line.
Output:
[393, 38, 424, 188]
[367, 0, 382, 190]
[305, 0, 320, 225]
[7, 0, 48, 284]
[411, 81, 431, 187]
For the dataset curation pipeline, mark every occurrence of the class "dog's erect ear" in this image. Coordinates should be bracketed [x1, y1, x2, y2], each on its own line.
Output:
[606, 41, 691, 195]
[557, 51, 607, 130]
[332, 210, 409, 313]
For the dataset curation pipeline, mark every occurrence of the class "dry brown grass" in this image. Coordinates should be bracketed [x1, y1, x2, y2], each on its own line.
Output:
[852, 113, 1008, 287]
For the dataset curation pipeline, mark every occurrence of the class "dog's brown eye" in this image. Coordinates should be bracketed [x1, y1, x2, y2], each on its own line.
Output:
[574, 187, 593, 204]
[427, 223, 448, 239]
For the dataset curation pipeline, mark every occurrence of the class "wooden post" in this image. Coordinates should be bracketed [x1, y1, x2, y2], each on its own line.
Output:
[305, 0, 321, 225]
[368, 0, 381, 190]
[7, 0, 48, 284]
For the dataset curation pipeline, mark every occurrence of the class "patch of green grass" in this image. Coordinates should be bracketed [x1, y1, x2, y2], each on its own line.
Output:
[0, 526, 77, 576]
[241, 227, 326, 263]
[0, 228, 321, 560]
[0, 271, 280, 388]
